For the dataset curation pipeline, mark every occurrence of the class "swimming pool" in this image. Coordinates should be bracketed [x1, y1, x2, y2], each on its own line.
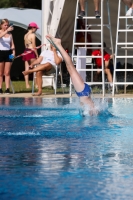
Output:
[0, 97, 133, 200]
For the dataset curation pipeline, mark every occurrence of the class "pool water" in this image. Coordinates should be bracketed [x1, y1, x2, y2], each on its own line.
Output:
[0, 97, 133, 200]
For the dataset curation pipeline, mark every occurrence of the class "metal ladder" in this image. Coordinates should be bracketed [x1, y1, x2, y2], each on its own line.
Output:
[112, 0, 133, 96]
[70, 0, 114, 96]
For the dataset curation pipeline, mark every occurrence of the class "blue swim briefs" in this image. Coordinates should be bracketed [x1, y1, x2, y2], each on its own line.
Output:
[75, 83, 91, 97]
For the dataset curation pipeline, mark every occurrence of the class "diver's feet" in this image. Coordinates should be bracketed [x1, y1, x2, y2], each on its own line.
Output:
[46, 34, 61, 50]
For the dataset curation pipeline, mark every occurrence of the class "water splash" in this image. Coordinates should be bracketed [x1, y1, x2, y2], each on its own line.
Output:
[79, 98, 109, 116]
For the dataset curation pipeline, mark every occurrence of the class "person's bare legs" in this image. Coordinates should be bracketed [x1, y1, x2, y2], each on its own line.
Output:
[4, 62, 11, 89]
[104, 69, 113, 84]
[93, 0, 100, 17]
[30, 58, 38, 88]
[23, 63, 52, 96]
[79, 0, 85, 11]
[22, 63, 52, 76]
[33, 71, 43, 96]
[78, 0, 85, 17]
[0, 62, 4, 90]
[93, 0, 100, 11]
[24, 61, 30, 88]
[104, 60, 113, 84]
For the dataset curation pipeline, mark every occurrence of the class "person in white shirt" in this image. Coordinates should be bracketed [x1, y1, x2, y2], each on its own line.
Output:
[122, 0, 133, 16]
[22, 44, 63, 96]
[0, 19, 15, 94]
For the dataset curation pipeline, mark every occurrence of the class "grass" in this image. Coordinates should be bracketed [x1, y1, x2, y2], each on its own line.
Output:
[2, 81, 133, 95]
[7, 81, 70, 94]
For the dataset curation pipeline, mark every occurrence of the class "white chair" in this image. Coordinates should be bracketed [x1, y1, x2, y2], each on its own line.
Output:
[32, 64, 64, 95]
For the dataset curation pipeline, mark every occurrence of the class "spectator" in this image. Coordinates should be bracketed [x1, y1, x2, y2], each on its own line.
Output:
[78, 0, 100, 18]
[0, 19, 15, 94]
[22, 44, 63, 96]
[22, 22, 39, 89]
[92, 43, 113, 89]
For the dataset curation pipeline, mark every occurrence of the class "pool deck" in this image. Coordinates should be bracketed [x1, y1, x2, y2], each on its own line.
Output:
[1, 92, 133, 98]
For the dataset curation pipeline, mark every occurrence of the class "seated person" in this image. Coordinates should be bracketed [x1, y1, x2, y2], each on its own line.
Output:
[22, 44, 63, 96]
[92, 43, 113, 89]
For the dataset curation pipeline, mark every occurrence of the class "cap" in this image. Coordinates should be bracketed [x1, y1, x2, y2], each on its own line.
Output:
[28, 22, 39, 29]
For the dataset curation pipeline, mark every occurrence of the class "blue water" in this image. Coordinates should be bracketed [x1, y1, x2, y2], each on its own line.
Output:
[0, 97, 133, 200]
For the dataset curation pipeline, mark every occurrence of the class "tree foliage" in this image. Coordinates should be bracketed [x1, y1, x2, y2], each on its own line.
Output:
[0, 0, 41, 9]
[0, 0, 10, 8]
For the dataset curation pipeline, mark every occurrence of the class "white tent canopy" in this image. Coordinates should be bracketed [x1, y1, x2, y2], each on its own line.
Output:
[0, 8, 41, 40]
